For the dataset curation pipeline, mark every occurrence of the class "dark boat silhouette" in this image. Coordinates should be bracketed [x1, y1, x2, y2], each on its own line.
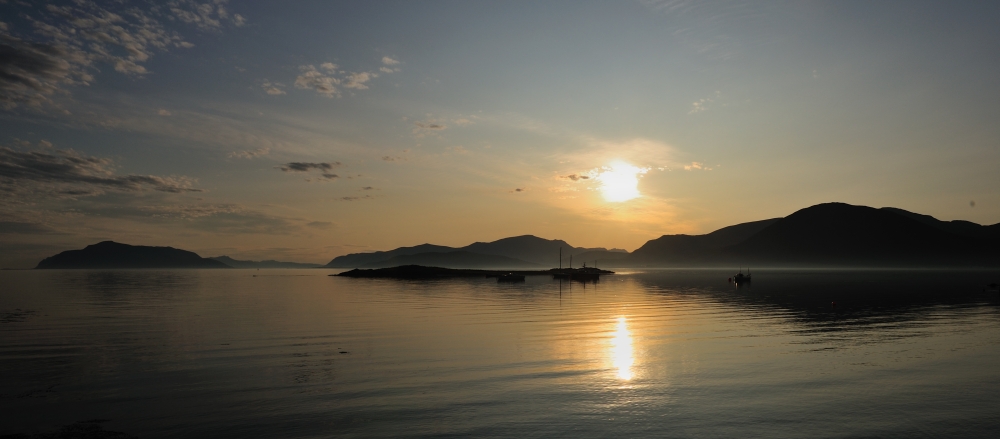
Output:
[552, 248, 609, 281]
[730, 268, 751, 285]
[497, 273, 525, 283]
[550, 266, 607, 281]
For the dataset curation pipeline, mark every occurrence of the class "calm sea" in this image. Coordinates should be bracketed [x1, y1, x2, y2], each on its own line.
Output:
[2, 268, 999, 438]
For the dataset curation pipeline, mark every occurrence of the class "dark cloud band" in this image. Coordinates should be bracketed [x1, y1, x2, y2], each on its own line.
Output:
[277, 162, 342, 181]
[0, 146, 202, 195]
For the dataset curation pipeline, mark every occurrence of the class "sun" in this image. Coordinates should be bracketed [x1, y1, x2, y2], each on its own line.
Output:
[597, 161, 647, 202]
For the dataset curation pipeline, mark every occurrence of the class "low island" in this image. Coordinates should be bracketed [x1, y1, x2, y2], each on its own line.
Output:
[334, 265, 613, 280]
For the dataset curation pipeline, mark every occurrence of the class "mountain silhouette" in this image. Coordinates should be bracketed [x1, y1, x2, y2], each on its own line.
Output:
[629, 218, 780, 265]
[46, 204, 995, 270]
[209, 256, 321, 268]
[879, 207, 1000, 239]
[461, 235, 621, 265]
[358, 251, 539, 269]
[325, 243, 456, 268]
[325, 235, 621, 268]
[325, 204, 998, 269]
[623, 203, 999, 267]
[725, 203, 998, 266]
[36, 241, 230, 269]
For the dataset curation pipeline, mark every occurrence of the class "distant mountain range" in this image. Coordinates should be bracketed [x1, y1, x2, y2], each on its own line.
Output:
[33, 203, 1000, 269]
[209, 256, 322, 269]
[327, 203, 1000, 269]
[35, 242, 319, 269]
[325, 235, 627, 268]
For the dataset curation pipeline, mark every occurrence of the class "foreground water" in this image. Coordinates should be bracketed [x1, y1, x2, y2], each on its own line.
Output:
[1, 269, 999, 438]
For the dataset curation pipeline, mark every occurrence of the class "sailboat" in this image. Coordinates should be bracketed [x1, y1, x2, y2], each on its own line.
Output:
[731, 267, 751, 285]
[551, 247, 610, 281]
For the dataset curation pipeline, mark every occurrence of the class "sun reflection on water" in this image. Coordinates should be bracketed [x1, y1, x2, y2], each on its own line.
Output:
[611, 316, 634, 380]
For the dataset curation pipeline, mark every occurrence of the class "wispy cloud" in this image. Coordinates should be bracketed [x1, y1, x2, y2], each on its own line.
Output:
[560, 173, 593, 181]
[169, 0, 247, 31]
[0, 221, 66, 235]
[307, 221, 334, 229]
[0, 33, 89, 110]
[294, 58, 388, 97]
[683, 161, 713, 170]
[689, 91, 721, 114]
[111, 203, 298, 235]
[229, 148, 270, 159]
[412, 120, 447, 137]
[261, 80, 286, 95]
[0, 1, 246, 110]
[415, 122, 446, 130]
[380, 56, 401, 73]
[344, 71, 376, 90]
[294, 64, 341, 97]
[137, 203, 244, 219]
[340, 195, 372, 201]
[0, 145, 202, 199]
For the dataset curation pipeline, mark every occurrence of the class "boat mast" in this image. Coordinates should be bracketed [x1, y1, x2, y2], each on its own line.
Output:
[559, 247, 562, 269]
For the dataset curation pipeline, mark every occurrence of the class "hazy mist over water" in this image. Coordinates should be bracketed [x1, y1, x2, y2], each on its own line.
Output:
[2, 269, 999, 438]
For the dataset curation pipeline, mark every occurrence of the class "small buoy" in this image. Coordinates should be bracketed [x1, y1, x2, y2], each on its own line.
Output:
[831, 301, 836, 307]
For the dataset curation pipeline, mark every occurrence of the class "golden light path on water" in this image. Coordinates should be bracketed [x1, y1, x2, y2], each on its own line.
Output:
[597, 161, 648, 202]
[611, 316, 634, 380]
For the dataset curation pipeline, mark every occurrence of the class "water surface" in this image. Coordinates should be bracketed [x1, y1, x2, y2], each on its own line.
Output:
[2, 269, 999, 438]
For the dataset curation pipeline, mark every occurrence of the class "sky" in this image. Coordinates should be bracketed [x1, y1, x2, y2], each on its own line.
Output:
[2, 0, 999, 268]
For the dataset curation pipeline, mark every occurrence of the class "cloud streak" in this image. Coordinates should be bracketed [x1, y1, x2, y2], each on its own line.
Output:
[278, 162, 341, 180]
[0, 146, 202, 198]
[0, 34, 86, 109]
[683, 161, 713, 170]
[560, 173, 592, 181]
[229, 148, 270, 159]
[340, 195, 372, 201]
[412, 120, 448, 137]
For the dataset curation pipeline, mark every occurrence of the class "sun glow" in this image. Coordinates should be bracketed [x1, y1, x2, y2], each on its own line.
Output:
[598, 161, 647, 202]
[611, 316, 634, 380]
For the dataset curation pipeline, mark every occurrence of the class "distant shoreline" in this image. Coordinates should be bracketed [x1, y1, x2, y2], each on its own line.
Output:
[335, 265, 614, 280]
